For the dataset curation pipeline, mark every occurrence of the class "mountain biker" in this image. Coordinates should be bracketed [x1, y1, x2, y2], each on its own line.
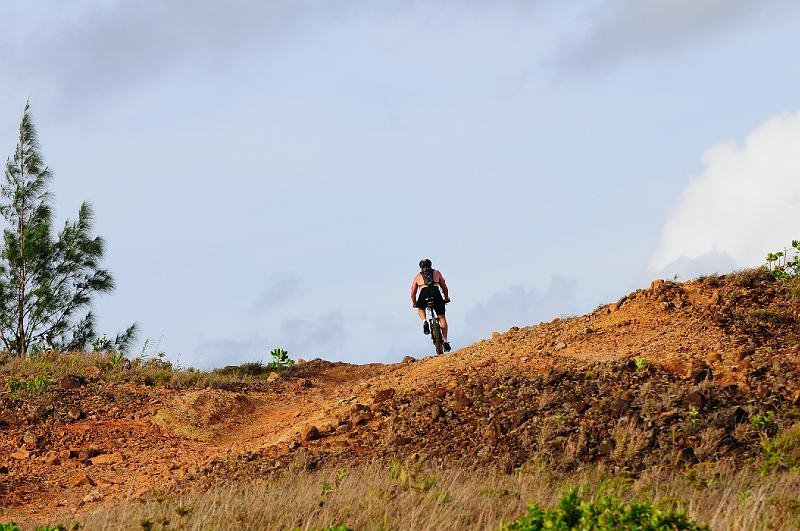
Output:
[411, 258, 451, 352]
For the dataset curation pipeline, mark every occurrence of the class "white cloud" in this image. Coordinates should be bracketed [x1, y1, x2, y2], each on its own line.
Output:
[651, 110, 800, 272]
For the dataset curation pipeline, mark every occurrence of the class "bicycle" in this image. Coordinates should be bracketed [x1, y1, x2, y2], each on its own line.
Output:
[423, 295, 448, 355]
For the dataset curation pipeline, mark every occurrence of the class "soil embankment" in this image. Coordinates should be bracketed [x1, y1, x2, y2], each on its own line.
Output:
[2, 268, 799, 521]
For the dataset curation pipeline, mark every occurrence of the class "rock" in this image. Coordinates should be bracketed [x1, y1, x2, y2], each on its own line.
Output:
[373, 388, 396, 404]
[301, 425, 320, 442]
[288, 441, 300, 451]
[83, 366, 101, 378]
[353, 412, 373, 426]
[78, 447, 102, 460]
[574, 401, 591, 414]
[66, 406, 84, 421]
[650, 279, 665, 292]
[597, 438, 615, 456]
[679, 447, 697, 464]
[58, 374, 83, 390]
[682, 391, 704, 409]
[452, 392, 471, 412]
[82, 490, 103, 503]
[659, 409, 680, 422]
[609, 398, 630, 416]
[300, 379, 313, 388]
[10, 448, 30, 460]
[691, 364, 711, 383]
[0, 465, 8, 474]
[0, 410, 18, 427]
[68, 472, 95, 487]
[554, 342, 567, 351]
[59, 449, 78, 460]
[430, 405, 443, 420]
[266, 372, 280, 383]
[737, 347, 756, 360]
[90, 452, 123, 465]
[22, 432, 39, 449]
[402, 356, 416, 364]
[392, 435, 412, 446]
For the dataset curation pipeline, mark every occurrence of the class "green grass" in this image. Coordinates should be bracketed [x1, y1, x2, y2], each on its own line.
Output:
[501, 489, 707, 530]
[0, 351, 293, 392]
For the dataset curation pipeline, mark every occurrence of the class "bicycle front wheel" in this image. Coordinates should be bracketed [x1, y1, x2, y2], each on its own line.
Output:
[430, 319, 444, 355]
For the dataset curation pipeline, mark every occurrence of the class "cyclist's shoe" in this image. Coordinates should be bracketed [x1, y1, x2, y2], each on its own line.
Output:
[423, 321, 430, 335]
[443, 341, 451, 352]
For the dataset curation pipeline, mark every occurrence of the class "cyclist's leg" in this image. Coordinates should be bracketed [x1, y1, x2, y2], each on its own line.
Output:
[438, 314, 448, 341]
[417, 308, 426, 320]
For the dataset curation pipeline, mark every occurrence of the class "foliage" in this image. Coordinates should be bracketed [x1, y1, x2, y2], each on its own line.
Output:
[760, 423, 800, 474]
[7, 374, 49, 397]
[766, 240, 800, 280]
[269, 347, 294, 369]
[0, 102, 136, 355]
[502, 489, 707, 530]
[751, 411, 775, 431]
[634, 356, 649, 370]
[388, 459, 437, 492]
[0, 523, 19, 531]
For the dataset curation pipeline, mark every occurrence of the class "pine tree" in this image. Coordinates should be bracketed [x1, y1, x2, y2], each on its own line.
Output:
[0, 102, 135, 356]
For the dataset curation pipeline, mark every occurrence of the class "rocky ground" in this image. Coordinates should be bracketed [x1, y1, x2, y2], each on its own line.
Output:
[2, 268, 799, 523]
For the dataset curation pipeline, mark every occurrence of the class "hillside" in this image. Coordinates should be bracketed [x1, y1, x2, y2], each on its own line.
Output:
[2, 267, 800, 525]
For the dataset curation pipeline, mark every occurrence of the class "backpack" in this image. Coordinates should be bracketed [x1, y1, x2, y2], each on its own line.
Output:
[421, 267, 435, 287]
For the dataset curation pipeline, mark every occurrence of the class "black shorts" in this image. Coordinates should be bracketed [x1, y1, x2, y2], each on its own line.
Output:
[416, 286, 446, 315]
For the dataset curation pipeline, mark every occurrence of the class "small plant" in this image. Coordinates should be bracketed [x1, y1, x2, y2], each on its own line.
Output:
[554, 411, 566, 422]
[634, 356, 649, 370]
[0, 524, 20, 531]
[269, 348, 294, 369]
[766, 240, 800, 280]
[760, 423, 800, 474]
[388, 459, 437, 492]
[502, 489, 708, 530]
[7, 374, 50, 397]
[751, 411, 775, 431]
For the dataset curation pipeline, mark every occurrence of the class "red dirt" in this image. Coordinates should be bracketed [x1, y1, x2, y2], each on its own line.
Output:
[2, 270, 800, 522]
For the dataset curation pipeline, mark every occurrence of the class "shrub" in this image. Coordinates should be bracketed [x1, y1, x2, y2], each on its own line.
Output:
[760, 423, 800, 474]
[502, 489, 707, 530]
[269, 348, 294, 369]
[766, 240, 800, 280]
[7, 374, 50, 398]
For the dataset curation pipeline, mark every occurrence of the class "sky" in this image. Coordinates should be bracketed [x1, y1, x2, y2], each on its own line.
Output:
[1, 1, 799, 367]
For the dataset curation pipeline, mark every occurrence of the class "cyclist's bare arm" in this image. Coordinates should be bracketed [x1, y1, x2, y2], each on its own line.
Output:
[411, 278, 420, 306]
[438, 271, 450, 301]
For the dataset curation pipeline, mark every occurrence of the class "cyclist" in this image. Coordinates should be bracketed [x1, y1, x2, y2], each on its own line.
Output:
[411, 258, 451, 352]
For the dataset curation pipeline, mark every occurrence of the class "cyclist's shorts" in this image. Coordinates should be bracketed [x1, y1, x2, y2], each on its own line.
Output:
[416, 286, 446, 315]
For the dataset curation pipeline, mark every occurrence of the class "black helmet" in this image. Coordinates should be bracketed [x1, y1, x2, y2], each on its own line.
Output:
[419, 258, 432, 269]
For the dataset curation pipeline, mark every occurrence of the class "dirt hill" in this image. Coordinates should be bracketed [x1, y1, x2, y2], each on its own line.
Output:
[2, 268, 799, 522]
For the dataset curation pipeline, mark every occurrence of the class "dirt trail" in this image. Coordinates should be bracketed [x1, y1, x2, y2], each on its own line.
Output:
[3, 270, 800, 522]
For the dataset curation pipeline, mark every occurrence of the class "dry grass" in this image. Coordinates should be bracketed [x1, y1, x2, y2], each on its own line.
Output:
[0, 351, 284, 392]
[20, 460, 800, 530]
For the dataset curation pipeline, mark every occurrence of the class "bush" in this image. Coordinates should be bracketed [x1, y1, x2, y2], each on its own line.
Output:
[760, 423, 800, 474]
[502, 490, 707, 530]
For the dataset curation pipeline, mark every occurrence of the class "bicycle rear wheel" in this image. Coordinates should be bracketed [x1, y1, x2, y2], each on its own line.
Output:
[430, 318, 444, 355]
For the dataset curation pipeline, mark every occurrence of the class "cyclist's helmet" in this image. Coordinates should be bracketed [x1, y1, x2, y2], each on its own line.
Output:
[419, 258, 432, 270]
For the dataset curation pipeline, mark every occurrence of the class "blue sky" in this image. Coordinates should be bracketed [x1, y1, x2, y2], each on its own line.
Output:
[1, 1, 799, 367]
